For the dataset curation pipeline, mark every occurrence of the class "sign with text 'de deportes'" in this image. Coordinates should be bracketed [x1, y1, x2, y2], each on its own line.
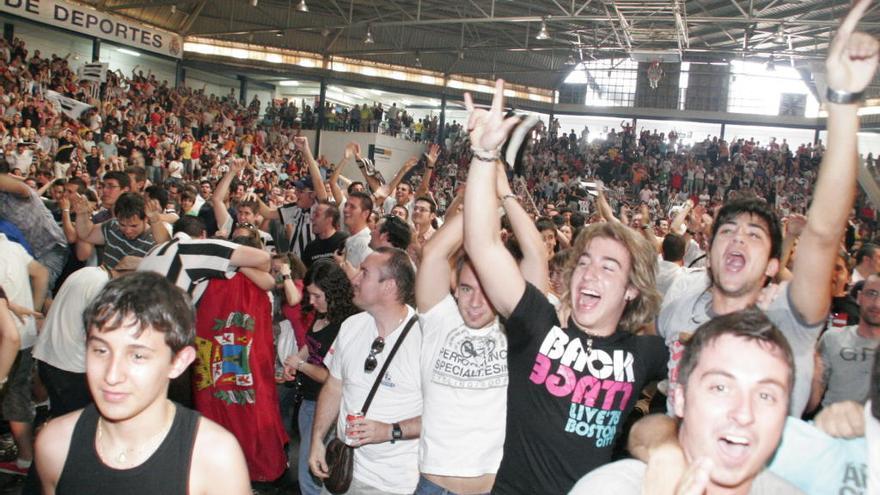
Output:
[1, 0, 183, 58]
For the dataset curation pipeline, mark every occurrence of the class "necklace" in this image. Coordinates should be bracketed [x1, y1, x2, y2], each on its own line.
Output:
[96, 403, 175, 467]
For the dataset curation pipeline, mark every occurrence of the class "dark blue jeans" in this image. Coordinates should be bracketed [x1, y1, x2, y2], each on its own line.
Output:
[414, 476, 491, 495]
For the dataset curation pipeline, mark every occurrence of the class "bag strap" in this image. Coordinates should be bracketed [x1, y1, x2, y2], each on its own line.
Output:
[360, 315, 418, 415]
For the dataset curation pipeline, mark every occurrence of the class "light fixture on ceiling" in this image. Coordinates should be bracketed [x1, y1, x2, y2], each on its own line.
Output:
[767, 54, 776, 71]
[250, 0, 258, 6]
[275, 31, 284, 37]
[364, 26, 375, 44]
[296, 0, 308, 12]
[170, 5, 176, 14]
[774, 24, 786, 44]
[117, 47, 141, 57]
[415, 53, 422, 68]
[536, 19, 550, 40]
[278, 80, 300, 86]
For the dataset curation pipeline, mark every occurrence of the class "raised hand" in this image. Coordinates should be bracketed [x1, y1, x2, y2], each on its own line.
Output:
[785, 213, 807, 237]
[145, 198, 162, 223]
[826, 0, 879, 95]
[70, 193, 90, 216]
[403, 156, 419, 171]
[425, 143, 441, 165]
[344, 142, 359, 160]
[463, 79, 521, 154]
[293, 136, 310, 152]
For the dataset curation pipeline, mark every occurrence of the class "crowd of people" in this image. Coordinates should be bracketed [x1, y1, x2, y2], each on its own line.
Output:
[0, 1, 876, 494]
[261, 97, 442, 144]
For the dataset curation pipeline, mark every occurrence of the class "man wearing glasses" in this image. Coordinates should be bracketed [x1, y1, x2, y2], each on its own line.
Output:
[811, 273, 880, 410]
[309, 248, 422, 495]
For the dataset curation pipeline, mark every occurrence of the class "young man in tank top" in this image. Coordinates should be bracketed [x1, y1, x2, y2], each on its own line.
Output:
[34, 272, 251, 495]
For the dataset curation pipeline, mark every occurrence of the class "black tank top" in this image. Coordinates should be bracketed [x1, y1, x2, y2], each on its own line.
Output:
[56, 402, 200, 495]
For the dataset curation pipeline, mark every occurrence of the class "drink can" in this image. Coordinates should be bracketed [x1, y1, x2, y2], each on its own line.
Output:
[346, 411, 364, 437]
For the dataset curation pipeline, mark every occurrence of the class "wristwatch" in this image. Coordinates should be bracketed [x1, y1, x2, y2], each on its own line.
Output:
[390, 423, 402, 444]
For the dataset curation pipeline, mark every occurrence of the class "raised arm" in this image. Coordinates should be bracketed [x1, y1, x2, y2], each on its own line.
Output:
[294, 136, 328, 202]
[212, 159, 245, 230]
[496, 162, 548, 293]
[414, 143, 440, 199]
[328, 154, 349, 205]
[791, 0, 877, 325]
[462, 80, 527, 317]
[417, 202, 462, 313]
[58, 194, 77, 243]
[596, 185, 618, 223]
[641, 203, 663, 252]
[670, 199, 693, 237]
[352, 143, 383, 194]
[71, 194, 104, 245]
[145, 198, 170, 244]
[375, 156, 418, 205]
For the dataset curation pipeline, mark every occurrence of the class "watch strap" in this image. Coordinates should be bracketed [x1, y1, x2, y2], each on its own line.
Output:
[826, 88, 864, 104]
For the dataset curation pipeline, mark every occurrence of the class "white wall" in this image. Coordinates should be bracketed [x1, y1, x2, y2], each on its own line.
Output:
[185, 68, 238, 100]
[373, 133, 428, 180]
[316, 131, 426, 183]
[8, 17, 91, 68]
[5, 17, 177, 86]
[99, 44, 176, 86]
[637, 119, 722, 147]
[249, 87, 273, 116]
[725, 124, 816, 148]
[818, 130, 880, 158]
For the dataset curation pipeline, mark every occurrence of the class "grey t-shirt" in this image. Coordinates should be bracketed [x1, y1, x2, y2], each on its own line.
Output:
[657, 277, 823, 417]
[569, 458, 805, 495]
[819, 325, 879, 406]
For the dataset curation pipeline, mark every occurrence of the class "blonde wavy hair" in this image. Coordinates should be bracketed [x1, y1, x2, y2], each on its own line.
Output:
[561, 222, 661, 334]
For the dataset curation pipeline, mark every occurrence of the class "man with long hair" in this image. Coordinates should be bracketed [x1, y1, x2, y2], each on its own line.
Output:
[462, 80, 668, 494]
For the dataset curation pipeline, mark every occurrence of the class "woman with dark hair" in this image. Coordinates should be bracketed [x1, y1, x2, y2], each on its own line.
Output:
[283, 259, 358, 495]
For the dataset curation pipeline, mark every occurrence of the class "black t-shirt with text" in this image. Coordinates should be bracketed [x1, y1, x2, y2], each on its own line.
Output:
[492, 283, 668, 495]
[301, 231, 348, 268]
[298, 321, 342, 401]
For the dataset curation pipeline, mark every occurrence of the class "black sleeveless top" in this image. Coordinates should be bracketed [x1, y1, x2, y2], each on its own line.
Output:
[56, 403, 200, 494]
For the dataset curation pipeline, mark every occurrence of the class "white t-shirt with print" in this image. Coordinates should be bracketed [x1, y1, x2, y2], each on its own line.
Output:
[418, 295, 508, 477]
[325, 308, 422, 494]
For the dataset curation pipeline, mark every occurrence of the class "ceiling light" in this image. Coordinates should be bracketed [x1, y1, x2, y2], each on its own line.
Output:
[117, 47, 141, 57]
[278, 80, 300, 86]
[296, 0, 308, 12]
[250, 0, 258, 6]
[415, 54, 422, 68]
[774, 24, 786, 44]
[275, 31, 283, 37]
[364, 27, 374, 44]
[170, 5, 176, 14]
[536, 19, 550, 40]
[767, 54, 776, 71]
